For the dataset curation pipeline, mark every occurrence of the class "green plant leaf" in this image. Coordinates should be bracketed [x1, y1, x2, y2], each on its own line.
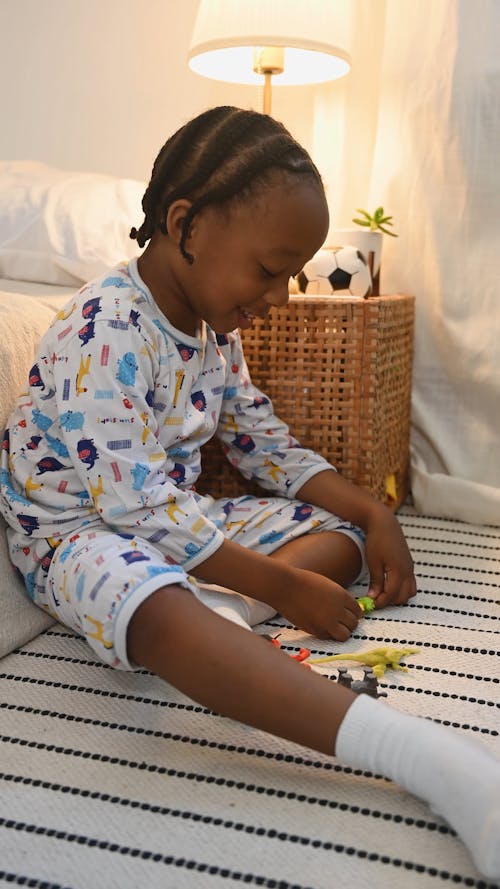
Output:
[355, 208, 373, 221]
[353, 207, 398, 235]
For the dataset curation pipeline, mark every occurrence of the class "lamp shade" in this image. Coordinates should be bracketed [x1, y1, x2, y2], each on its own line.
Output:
[188, 0, 352, 86]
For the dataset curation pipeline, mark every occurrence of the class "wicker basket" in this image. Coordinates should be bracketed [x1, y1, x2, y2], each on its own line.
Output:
[198, 293, 415, 510]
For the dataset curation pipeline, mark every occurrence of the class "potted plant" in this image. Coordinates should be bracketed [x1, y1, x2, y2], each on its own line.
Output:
[330, 207, 398, 295]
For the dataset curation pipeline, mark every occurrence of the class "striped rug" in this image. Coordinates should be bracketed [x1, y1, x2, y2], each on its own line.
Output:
[0, 506, 499, 889]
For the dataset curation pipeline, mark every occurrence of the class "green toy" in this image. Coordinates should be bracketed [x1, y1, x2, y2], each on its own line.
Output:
[357, 596, 376, 614]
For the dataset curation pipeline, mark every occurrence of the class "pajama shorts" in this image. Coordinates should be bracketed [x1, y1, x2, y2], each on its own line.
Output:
[32, 494, 367, 671]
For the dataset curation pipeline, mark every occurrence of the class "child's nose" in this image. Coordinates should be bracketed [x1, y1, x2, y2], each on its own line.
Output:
[264, 283, 290, 309]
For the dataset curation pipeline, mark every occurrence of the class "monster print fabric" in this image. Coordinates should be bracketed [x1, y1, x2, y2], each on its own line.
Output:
[0, 258, 339, 621]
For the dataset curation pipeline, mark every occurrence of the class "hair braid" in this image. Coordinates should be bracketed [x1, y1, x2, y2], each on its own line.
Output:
[130, 109, 230, 246]
[155, 110, 261, 234]
[130, 106, 324, 255]
[178, 135, 315, 262]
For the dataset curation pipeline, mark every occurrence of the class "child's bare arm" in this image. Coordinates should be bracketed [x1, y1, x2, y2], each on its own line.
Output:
[296, 469, 417, 607]
[194, 537, 361, 641]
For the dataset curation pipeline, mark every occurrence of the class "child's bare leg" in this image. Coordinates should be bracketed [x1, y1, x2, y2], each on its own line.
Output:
[127, 583, 355, 754]
[270, 531, 361, 588]
[127, 584, 500, 879]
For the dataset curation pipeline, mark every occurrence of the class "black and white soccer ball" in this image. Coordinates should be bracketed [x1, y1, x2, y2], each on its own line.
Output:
[296, 246, 372, 297]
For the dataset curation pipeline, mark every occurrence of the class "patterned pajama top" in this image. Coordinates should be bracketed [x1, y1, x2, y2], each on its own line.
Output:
[0, 259, 334, 581]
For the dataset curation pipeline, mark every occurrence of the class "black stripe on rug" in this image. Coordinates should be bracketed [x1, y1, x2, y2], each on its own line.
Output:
[0, 816, 496, 887]
[0, 771, 450, 834]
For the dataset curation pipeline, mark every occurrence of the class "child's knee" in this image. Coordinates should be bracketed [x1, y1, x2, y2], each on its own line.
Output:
[126, 583, 196, 668]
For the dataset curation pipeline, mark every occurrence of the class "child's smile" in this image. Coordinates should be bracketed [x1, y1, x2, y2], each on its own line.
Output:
[139, 179, 329, 336]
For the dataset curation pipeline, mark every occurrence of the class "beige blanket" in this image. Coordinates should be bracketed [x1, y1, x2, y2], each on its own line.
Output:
[0, 287, 70, 657]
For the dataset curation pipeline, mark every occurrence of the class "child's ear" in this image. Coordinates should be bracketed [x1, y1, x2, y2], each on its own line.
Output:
[165, 199, 194, 246]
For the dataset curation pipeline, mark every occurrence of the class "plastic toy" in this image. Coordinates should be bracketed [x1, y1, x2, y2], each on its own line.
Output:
[307, 646, 420, 678]
[268, 637, 312, 667]
[266, 636, 419, 683]
[267, 638, 391, 696]
[336, 665, 387, 699]
[356, 595, 375, 614]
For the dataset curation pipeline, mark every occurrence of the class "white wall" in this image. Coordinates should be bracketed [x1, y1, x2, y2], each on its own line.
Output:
[0, 0, 319, 183]
[0, 0, 388, 237]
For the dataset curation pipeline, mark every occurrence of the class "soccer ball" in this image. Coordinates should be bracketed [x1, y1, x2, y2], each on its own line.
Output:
[296, 246, 372, 298]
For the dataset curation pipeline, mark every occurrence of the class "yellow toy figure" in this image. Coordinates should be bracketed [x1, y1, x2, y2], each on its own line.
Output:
[307, 646, 420, 678]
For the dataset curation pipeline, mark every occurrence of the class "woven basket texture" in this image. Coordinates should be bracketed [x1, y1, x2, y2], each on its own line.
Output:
[199, 294, 415, 509]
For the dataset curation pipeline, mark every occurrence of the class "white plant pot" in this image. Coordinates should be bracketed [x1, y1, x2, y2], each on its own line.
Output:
[329, 229, 383, 294]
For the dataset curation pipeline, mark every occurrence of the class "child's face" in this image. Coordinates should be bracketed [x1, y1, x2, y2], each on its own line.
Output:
[173, 179, 329, 335]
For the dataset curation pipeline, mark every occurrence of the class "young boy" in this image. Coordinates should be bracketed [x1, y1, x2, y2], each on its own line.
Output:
[1, 107, 498, 877]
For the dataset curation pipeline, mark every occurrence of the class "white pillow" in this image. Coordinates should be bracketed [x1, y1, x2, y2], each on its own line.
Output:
[0, 290, 63, 655]
[0, 161, 146, 286]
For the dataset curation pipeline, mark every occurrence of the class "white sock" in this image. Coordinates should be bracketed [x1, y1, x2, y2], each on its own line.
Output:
[335, 694, 500, 878]
[193, 582, 277, 630]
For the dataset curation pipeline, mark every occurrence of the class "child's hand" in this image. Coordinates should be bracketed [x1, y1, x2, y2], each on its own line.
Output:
[364, 507, 417, 608]
[275, 569, 363, 642]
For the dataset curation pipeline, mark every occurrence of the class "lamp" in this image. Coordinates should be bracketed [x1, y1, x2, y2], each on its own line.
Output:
[188, 0, 352, 115]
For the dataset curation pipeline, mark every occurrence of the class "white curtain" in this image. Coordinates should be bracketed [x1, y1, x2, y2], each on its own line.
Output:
[316, 0, 500, 525]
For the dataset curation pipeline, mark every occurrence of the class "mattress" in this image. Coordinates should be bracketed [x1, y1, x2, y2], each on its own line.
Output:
[0, 276, 75, 309]
[0, 277, 75, 296]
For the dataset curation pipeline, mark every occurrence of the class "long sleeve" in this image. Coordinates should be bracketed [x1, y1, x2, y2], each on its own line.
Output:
[49, 316, 224, 569]
[216, 331, 335, 498]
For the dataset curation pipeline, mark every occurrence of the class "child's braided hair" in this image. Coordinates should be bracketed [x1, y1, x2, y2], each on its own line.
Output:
[130, 106, 323, 263]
